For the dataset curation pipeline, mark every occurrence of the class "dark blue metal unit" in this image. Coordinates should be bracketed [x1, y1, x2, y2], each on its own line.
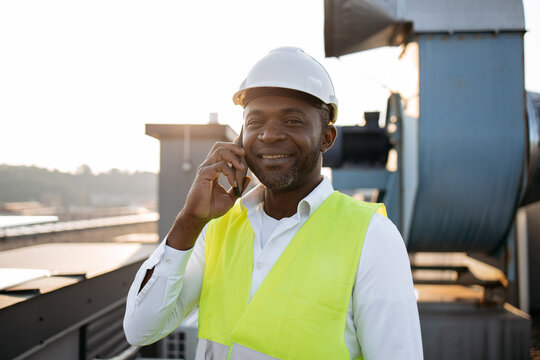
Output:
[408, 33, 525, 253]
[332, 168, 401, 225]
[522, 92, 540, 205]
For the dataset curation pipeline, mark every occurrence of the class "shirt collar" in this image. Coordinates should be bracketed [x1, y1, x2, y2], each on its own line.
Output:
[241, 176, 334, 219]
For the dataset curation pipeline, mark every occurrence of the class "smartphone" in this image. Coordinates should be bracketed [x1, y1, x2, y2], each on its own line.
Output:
[233, 126, 247, 197]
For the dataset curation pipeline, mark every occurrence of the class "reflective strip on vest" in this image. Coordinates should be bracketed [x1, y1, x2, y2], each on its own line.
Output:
[195, 339, 229, 360]
[198, 191, 385, 359]
[196, 339, 280, 360]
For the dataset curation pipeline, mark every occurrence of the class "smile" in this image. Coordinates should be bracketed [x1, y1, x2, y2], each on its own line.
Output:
[261, 154, 290, 159]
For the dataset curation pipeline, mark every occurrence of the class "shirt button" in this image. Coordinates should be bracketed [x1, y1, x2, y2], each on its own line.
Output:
[256, 263, 263, 270]
[165, 258, 172, 264]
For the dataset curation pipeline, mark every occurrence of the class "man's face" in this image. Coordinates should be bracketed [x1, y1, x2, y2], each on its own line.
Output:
[242, 95, 334, 192]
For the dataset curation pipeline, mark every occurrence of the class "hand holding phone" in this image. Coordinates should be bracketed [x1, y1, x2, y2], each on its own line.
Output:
[167, 127, 249, 250]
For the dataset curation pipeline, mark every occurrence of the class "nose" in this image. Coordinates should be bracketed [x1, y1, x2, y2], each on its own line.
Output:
[258, 121, 286, 143]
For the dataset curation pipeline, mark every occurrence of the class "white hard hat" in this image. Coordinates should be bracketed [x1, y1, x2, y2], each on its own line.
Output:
[233, 47, 338, 124]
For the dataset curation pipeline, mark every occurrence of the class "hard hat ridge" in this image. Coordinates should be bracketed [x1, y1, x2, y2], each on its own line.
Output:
[233, 47, 338, 124]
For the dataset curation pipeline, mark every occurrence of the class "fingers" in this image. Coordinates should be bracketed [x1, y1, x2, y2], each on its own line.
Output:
[183, 139, 247, 222]
[204, 142, 246, 172]
[194, 140, 247, 195]
[197, 161, 238, 188]
[210, 141, 245, 157]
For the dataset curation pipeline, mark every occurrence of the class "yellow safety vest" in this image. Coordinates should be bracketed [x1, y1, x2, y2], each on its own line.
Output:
[198, 191, 387, 360]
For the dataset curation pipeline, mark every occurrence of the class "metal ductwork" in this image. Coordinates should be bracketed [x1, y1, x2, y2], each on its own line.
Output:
[324, 112, 394, 168]
[324, 0, 530, 254]
[325, 0, 525, 57]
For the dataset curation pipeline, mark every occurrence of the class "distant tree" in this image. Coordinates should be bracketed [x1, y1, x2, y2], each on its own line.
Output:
[76, 164, 93, 176]
[0, 164, 157, 207]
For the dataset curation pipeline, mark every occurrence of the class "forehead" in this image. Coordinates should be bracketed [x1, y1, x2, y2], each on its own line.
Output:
[243, 95, 319, 117]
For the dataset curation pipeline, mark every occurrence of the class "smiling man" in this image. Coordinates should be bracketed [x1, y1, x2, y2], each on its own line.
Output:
[124, 47, 423, 360]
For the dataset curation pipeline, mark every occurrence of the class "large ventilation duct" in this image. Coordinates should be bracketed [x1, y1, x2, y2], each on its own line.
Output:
[406, 33, 527, 253]
[324, 0, 529, 253]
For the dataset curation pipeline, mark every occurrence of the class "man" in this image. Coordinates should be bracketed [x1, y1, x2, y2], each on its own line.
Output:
[124, 47, 423, 359]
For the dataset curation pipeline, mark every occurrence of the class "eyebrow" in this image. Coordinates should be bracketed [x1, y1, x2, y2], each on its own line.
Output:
[280, 107, 307, 115]
[245, 109, 264, 117]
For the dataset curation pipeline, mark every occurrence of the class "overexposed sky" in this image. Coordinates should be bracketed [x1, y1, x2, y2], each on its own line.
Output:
[1, 0, 538, 174]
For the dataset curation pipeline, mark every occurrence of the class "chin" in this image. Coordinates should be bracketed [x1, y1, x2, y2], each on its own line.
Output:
[257, 171, 296, 191]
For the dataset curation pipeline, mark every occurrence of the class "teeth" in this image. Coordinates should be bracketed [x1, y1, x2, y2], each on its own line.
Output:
[262, 154, 289, 159]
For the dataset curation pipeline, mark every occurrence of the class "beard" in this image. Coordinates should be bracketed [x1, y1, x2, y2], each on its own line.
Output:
[246, 141, 322, 192]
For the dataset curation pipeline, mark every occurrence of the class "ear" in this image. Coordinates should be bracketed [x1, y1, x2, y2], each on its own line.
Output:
[320, 125, 337, 153]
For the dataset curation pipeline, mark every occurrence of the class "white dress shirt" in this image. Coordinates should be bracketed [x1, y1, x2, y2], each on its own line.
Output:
[124, 177, 423, 359]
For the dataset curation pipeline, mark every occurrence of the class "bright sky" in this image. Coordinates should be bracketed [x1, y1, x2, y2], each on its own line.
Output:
[1, 0, 538, 174]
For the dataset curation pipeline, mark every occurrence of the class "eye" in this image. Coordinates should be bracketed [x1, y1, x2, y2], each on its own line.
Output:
[246, 118, 264, 127]
[285, 117, 304, 126]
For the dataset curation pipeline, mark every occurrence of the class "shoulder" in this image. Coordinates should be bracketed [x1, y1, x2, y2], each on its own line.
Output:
[368, 212, 400, 236]
[355, 212, 414, 303]
[365, 212, 406, 252]
[360, 212, 410, 273]
[324, 192, 386, 223]
[328, 191, 384, 212]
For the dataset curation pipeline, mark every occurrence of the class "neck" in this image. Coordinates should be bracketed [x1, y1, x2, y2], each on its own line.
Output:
[263, 175, 323, 220]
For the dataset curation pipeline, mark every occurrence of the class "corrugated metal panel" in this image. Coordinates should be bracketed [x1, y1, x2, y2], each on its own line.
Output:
[84, 305, 130, 360]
